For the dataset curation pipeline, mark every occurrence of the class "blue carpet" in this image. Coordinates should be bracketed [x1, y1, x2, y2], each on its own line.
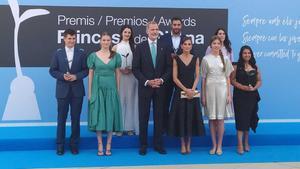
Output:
[0, 123, 300, 168]
[1, 123, 300, 151]
[0, 145, 300, 169]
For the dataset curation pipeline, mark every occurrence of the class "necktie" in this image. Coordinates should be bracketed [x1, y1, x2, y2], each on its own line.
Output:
[150, 42, 157, 67]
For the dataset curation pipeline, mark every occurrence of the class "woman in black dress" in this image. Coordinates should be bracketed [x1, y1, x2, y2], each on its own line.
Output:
[168, 37, 205, 154]
[231, 45, 262, 155]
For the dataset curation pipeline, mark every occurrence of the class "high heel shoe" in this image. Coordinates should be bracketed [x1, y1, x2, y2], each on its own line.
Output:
[216, 149, 223, 156]
[97, 142, 104, 156]
[244, 144, 250, 152]
[105, 143, 112, 156]
[127, 131, 135, 136]
[237, 146, 244, 155]
[186, 149, 191, 154]
[209, 148, 216, 155]
[180, 146, 187, 155]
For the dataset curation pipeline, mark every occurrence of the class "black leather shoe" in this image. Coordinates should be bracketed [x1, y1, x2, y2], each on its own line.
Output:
[139, 147, 147, 156]
[70, 145, 79, 155]
[56, 145, 64, 155]
[154, 147, 167, 154]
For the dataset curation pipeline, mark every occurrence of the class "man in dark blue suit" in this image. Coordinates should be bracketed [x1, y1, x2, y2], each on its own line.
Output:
[49, 29, 88, 155]
[133, 21, 172, 155]
[160, 17, 187, 132]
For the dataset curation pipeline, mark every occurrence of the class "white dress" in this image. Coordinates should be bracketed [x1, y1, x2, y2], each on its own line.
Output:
[205, 46, 234, 62]
[200, 54, 234, 120]
[116, 41, 139, 134]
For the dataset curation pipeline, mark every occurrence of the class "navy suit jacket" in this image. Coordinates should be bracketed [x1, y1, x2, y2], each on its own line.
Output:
[160, 33, 185, 56]
[132, 39, 172, 97]
[160, 33, 195, 57]
[49, 47, 88, 99]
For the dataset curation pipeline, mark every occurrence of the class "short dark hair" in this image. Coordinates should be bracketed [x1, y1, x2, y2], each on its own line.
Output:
[63, 29, 76, 37]
[171, 17, 182, 24]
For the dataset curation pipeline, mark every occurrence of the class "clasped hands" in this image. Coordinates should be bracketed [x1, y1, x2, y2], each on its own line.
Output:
[64, 72, 77, 81]
[184, 89, 197, 100]
[243, 85, 255, 91]
[147, 78, 163, 88]
[120, 67, 132, 74]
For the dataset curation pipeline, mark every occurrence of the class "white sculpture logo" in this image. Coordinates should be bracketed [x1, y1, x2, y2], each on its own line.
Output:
[2, 0, 50, 121]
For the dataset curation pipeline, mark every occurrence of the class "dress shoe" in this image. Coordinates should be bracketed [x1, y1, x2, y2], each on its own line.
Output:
[56, 145, 64, 155]
[154, 147, 167, 154]
[139, 147, 147, 156]
[70, 145, 79, 155]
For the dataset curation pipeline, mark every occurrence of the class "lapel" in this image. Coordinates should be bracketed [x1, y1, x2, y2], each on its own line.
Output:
[167, 33, 173, 48]
[62, 48, 70, 72]
[156, 40, 163, 69]
[144, 42, 155, 70]
[169, 33, 183, 54]
[70, 48, 78, 71]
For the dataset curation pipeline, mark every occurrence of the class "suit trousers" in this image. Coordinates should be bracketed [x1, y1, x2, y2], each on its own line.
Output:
[56, 90, 83, 146]
[139, 91, 165, 149]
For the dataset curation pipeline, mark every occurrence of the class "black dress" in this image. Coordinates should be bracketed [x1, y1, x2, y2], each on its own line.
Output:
[233, 65, 261, 132]
[168, 56, 205, 137]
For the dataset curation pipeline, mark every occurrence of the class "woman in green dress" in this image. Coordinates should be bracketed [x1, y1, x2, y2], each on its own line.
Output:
[87, 32, 123, 156]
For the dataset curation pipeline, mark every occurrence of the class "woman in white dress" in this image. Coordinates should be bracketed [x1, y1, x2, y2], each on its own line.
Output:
[112, 25, 139, 135]
[205, 28, 233, 62]
[200, 35, 234, 155]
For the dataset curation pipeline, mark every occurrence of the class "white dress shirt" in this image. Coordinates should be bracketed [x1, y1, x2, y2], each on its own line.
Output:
[148, 38, 157, 49]
[171, 32, 181, 52]
[144, 38, 164, 87]
[65, 46, 74, 69]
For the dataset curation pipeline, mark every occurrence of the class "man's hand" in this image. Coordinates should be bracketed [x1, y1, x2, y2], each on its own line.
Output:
[147, 80, 160, 88]
[64, 73, 77, 81]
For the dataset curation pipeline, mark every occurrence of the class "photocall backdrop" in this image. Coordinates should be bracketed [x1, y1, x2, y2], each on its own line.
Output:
[0, 0, 299, 126]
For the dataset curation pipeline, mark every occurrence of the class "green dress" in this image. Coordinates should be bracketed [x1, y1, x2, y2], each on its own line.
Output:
[87, 52, 123, 132]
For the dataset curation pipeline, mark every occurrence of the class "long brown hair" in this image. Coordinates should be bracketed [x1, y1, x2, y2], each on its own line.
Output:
[210, 35, 225, 72]
[100, 32, 116, 59]
[119, 25, 135, 52]
[214, 28, 232, 54]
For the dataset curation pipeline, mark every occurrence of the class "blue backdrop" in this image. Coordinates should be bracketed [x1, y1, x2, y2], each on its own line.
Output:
[0, 0, 299, 125]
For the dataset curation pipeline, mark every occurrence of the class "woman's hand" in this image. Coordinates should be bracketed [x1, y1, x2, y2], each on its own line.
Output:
[120, 68, 132, 74]
[226, 95, 232, 104]
[201, 96, 206, 107]
[88, 94, 91, 101]
[185, 89, 194, 100]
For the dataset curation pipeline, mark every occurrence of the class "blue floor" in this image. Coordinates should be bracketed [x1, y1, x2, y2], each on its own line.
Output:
[1, 145, 300, 168]
[0, 122, 300, 168]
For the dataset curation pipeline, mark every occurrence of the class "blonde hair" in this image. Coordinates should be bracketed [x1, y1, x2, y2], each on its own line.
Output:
[210, 35, 225, 72]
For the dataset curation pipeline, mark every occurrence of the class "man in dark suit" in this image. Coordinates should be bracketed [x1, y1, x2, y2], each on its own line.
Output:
[160, 17, 186, 132]
[132, 21, 172, 155]
[49, 29, 88, 155]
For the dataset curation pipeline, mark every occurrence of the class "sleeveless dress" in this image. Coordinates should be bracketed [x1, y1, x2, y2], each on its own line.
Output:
[200, 54, 234, 120]
[233, 65, 261, 132]
[168, 56, 205, 137]
[116, 41, 139, 134]
[87, 52, 123, 132]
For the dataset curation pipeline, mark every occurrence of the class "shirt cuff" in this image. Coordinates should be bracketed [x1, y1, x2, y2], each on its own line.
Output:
[160, 78, 164, 84]
[144, 80, 149, 86]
